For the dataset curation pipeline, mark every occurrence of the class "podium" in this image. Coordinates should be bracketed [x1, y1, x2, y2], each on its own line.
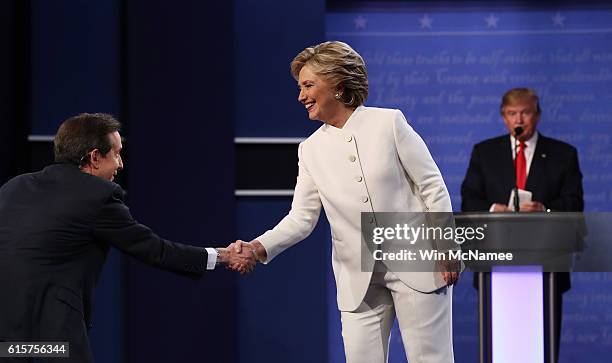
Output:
[455, 213, 585, 363]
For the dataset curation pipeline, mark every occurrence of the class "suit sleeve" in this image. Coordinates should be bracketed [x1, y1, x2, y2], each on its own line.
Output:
[92, 186, 207, 277]
[392, 110, 452, 212]
[256, 142, 323, 263]
[546, 146, 584, 212]
[461, 144, 494, 212]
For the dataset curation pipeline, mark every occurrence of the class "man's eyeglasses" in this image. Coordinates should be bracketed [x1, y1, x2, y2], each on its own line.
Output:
[79, 150, 95, 166]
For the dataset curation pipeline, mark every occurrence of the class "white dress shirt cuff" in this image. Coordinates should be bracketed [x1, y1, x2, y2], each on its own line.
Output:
[205, 248, 217, 270]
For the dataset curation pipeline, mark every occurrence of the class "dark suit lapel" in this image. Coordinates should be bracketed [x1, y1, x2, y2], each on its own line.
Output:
[499, 136, 516, 194]
[525, 135, 548, 195]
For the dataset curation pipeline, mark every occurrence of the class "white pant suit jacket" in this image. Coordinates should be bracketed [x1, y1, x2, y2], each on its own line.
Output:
[257, 106, 453, 312]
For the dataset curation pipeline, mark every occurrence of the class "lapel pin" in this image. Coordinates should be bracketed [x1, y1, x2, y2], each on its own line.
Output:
[541, 153, 547, 158]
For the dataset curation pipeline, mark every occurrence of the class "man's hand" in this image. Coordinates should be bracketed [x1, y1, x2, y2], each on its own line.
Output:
[216, 246, 257, 275]
[223, 239, 268, 274]
[519, 201, 546, 212]
[229, 239, 268, 263]
[491, 203, 510, 212]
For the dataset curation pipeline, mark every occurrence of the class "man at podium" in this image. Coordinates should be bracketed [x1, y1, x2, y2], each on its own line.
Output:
[460, 87, 584, 362]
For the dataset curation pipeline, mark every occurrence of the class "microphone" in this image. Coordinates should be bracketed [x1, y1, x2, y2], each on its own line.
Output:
[514, 126, 524, 137]
[512, 126, 523, 211]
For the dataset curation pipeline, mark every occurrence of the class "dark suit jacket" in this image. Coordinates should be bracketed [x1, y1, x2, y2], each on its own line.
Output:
[0, 164, 207, 362]
[460, 133, 584, 292]
[461, 133, 583, 213]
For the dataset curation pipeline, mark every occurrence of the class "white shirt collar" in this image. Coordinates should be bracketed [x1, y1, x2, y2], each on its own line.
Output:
[510, 131, 538, 152]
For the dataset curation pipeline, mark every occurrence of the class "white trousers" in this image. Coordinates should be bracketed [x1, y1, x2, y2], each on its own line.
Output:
[340, 271, 454, 363]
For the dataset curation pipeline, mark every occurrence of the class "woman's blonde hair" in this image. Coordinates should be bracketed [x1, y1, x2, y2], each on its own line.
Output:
[290, 41, 368, 108]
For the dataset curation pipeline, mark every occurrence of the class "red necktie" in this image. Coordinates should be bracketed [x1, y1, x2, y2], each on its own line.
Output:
[516, 141, 527, 190]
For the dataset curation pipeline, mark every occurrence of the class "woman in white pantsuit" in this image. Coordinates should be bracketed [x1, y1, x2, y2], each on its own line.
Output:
[232, 41, 458, 363]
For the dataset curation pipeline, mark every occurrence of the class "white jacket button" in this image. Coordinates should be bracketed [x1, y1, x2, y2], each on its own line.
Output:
[361, 196, 369, 203]
[348, 155, 356, 162]
[346, 136, 353, 142]
[355, 176, 363, 182]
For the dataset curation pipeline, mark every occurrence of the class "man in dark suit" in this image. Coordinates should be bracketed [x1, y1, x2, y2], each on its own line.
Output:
[461, 88, 584, 362]
[0, 113, 254, 362]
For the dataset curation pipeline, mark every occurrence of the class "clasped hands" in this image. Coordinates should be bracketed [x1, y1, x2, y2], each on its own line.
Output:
[491, 201, 546, 212]
[217, 240, 267, 275]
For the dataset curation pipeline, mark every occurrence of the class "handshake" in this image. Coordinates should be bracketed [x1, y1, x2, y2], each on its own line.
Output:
[216, 240, 267, 275]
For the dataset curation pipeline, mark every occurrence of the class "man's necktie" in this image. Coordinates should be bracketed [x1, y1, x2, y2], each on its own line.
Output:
[516, 141, 527, 189]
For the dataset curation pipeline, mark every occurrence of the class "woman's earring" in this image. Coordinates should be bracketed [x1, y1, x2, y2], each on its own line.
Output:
[334, 93, 341, 100]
